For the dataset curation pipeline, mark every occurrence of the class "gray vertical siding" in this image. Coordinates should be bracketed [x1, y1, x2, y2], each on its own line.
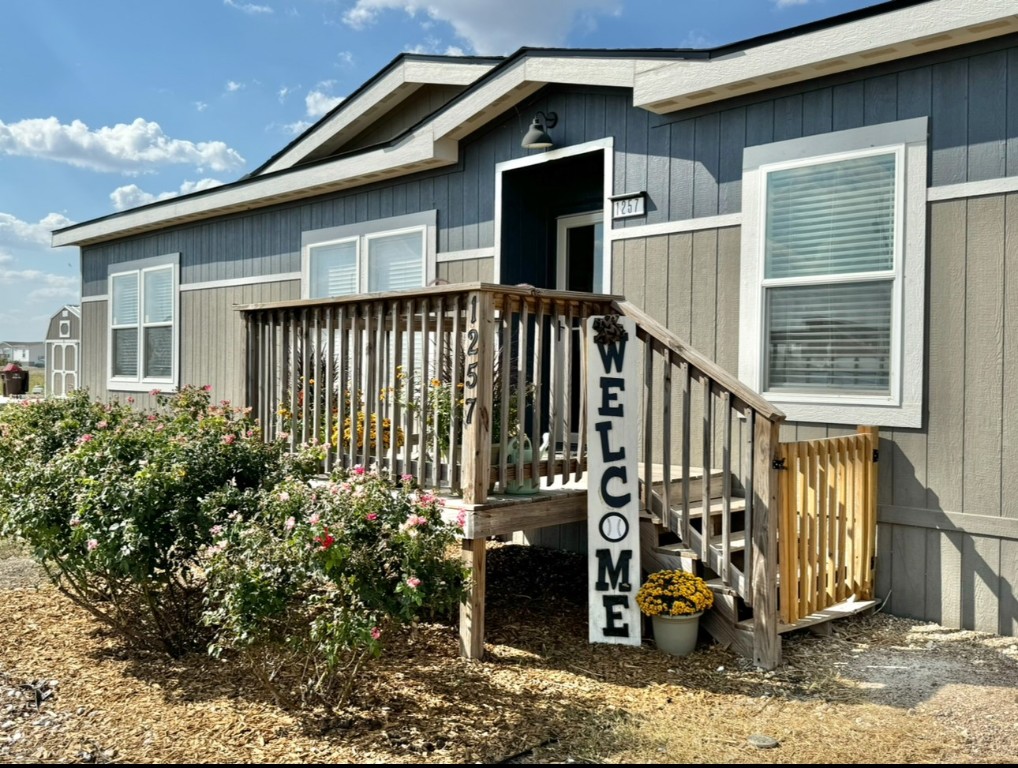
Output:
[180, 279, 300, 405]
[436, 257, 494, 283]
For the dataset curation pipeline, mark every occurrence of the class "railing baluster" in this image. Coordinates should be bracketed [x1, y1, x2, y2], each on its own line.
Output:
[743, 409, 755, 607]
[700, 378, 712, 564]
[498, 299, 511, 491]
[449, 296, 461, 492]
[348, 308, 361, 468]
[798, 441, 809, 620]
[418, 297, 430, 486]
[516, 298, 530, 489]
[531, 298, 544, 488]
[300, 309, 310, 444]
[324, 307, 335, 473]
[574, 303, 587, 483]
[562, 302, 574, 487]
[661, 349, 672, 536]
[403, 299, 414, 479]
[642, 341, 654, 516]
[721, 391, 731, 587]
[681, 361, 691, 549]
[389, 301, 402, 480]
[432, 297, 444, 489]
[285, 311, 297, 451]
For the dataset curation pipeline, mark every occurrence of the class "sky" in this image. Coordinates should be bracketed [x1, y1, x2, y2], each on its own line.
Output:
[0, 0, 885, 343]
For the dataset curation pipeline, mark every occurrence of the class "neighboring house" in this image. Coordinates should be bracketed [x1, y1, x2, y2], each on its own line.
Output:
[0, 341, 46, 368]
[45, 305, 80, 397]
[52, 0, 1018, 638]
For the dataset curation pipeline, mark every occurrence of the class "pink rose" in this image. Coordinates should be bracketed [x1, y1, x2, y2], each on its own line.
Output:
[222, 434, 236, 445]
[203, 384, 213, 392]
[284, 516, 296, 532]
[370, 626, 382, 640]
[96, 421, 108, 430]
[150, 388, 161, 396]
[456, 510, 467, 529]
[279, 491, 290, 502]
[406, 577, 421, 589]
[366, 512, 378, 522]
[77, 434, 93, 444]
[86, 539, 99, 552]
[352, 465, 366, 476]
[308, 512, 320, 525]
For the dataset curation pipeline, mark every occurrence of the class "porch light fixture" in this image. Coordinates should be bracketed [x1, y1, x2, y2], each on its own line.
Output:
[521, 111, 558, 150]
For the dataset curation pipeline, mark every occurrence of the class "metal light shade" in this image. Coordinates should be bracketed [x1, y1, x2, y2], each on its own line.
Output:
[521, 111, 558, 149]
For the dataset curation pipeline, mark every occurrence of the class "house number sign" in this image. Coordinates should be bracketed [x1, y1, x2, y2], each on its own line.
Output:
[586, 314, 641, 646]
[610, 192, 645, 220]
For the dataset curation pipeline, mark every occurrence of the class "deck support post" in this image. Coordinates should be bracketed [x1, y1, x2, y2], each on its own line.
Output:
[459, 537, 487, 660]
[459, 290, 494, 660]
[752, 416, 782, 670]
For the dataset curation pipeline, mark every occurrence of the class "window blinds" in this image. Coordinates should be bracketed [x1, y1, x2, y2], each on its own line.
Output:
[765, 153, 896, 279]
[763, 151, 897, 396]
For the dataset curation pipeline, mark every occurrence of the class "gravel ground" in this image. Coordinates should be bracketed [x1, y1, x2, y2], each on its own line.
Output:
[2, 542, 1018, 764]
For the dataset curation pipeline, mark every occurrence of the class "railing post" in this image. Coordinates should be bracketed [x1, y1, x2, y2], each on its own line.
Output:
[752, 416, 782, 670]
[459, 289, 493, 662]
[460, 290, 493, 505]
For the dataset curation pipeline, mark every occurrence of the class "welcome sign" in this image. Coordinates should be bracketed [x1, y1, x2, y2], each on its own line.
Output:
[586, 314, 641, 645]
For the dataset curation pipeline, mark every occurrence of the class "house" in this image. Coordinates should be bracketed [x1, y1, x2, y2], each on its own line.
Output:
[0, 341, 46, 368]
[52, 0, 1018, 652]
[44, 305, 80, 397]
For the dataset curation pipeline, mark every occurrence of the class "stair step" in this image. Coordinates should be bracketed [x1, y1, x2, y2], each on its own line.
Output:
[666, 495, 747, 521]
[653, 541, 699, 560]
[640, 464, 727, 501]
[735, 597, 879, 635]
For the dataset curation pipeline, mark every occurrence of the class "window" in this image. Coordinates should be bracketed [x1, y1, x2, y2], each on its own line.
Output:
[739, 118, 927, 427]
[108, 255, 178, 390]
[302, 212, 436, 299]
[59, 320, 70, 338]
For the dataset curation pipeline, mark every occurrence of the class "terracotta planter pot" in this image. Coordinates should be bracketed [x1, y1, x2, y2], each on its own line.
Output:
[650, 612, 703, 657]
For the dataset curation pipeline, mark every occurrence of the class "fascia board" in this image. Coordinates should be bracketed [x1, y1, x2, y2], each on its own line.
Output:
[634, 0, 1018, 113]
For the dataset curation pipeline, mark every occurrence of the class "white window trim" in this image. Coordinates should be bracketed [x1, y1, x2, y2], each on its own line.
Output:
[107, 254, 180, 392]
[300, 211, 437, 299]
[738, 118, 927, 428]
[58, 320, 71, 338]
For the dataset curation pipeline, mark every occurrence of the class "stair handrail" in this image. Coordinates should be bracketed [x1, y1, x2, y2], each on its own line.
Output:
[613, 299, 786, 669]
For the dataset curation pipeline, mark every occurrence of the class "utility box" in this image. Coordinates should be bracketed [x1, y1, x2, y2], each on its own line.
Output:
[1, 362, 28, 396]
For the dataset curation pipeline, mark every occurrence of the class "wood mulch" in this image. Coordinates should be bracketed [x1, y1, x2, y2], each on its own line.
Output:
[2, 542, 1018, 764]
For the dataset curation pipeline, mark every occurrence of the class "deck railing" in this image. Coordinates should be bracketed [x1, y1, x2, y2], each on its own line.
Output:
[240, 283, 617, 504]
[240, 285, 875, 670]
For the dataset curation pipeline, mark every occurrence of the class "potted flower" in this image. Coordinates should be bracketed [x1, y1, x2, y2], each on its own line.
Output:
[635, 569, 714, 656]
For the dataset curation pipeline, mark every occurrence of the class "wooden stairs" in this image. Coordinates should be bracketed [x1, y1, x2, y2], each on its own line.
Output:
[639, 466, 877, 661]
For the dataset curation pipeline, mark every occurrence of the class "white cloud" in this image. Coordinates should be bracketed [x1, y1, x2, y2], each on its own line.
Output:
[0, 116, 245, 174]
[306, 89, 344, 118]
[278, 86, 292, 103]
[224, 0, 273, 13]
[342, 0, 620, 54]
[0, 259, 78, 302]
[195, 101, 208, 112]
[284, 120, 313, 135]
[0, 212, 75, 247]
[109, 178, 225, 211]
[774, 0, 813, 6]
[337, 50, 355, 66]
[406, 39, 465, 56]
[226, 80, 244, 92]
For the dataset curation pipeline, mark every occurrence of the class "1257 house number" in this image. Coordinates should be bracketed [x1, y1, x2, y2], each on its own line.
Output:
[611, 195, 644, 219]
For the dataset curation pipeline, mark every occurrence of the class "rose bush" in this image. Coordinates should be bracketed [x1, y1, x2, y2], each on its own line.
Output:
[0, 386, 316, 656]
[202, 467, 467, 712]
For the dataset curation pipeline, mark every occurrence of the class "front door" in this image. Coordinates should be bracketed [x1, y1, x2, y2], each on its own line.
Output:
[548, 212, 604, 458]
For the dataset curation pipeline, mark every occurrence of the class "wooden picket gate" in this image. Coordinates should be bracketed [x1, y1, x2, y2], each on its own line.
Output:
[776, 427, 879, 625]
